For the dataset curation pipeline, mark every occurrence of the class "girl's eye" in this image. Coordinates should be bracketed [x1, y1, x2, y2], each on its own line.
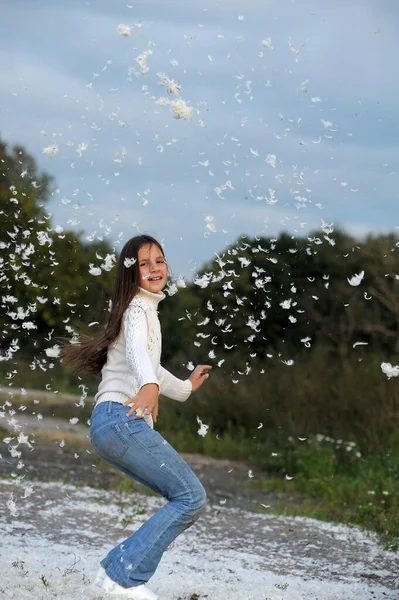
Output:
[139, 259, 165, 266]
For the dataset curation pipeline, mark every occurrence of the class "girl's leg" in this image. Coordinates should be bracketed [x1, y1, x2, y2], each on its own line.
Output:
[90, 402, 207, 589]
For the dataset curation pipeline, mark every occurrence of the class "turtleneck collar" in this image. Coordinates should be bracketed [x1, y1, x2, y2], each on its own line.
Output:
[136, 286, 166, 310]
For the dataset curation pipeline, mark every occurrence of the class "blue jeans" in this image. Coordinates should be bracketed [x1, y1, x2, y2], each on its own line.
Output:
[90, 401, 207, 589]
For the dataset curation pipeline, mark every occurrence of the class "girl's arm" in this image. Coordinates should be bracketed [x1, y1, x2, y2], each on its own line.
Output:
[156, 365, 192, 402]
[156, 364, 212, 401]
[124, 305, 160, 390]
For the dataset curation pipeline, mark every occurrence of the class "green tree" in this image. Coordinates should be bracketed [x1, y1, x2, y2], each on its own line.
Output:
[180, 228, 399, 375]
[0, 136, 115, 359]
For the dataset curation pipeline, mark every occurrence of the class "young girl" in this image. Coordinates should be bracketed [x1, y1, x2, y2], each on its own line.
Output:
[62, 234, 212, 600]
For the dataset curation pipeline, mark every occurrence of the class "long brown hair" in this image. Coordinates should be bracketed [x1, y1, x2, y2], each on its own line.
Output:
[61, 234, 166, 375]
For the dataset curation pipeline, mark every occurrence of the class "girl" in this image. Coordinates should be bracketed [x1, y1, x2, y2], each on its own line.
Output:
[62, 234, 212, 600]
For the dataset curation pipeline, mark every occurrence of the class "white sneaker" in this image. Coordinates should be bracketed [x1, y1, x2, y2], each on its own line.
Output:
[93, 566, 106, 587]
[101, 573, 158, 600]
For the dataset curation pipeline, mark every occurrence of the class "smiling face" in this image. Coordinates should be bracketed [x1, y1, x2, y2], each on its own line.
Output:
[138, 243, 168, 293]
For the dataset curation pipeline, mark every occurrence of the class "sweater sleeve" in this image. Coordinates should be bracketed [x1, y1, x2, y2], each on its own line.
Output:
[156, 365, 192, 402]
[123, 305, 160, 391]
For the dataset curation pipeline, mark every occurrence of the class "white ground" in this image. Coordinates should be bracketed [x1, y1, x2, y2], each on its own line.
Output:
[0, 479, 397, 600]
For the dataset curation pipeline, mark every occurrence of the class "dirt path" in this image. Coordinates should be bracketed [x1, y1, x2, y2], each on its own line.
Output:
[0, 412, 298, 511]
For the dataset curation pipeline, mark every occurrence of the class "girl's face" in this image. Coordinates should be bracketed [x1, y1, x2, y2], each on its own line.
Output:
[137, 243, 168, 293]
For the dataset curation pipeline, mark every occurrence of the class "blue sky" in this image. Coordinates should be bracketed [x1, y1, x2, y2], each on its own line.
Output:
[0, 0, 398, 279]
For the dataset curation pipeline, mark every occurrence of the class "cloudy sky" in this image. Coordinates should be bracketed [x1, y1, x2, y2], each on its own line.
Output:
[0, 0, 397, 278]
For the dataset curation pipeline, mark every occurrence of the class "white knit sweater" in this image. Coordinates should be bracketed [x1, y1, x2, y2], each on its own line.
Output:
[94, 287, 192, 427]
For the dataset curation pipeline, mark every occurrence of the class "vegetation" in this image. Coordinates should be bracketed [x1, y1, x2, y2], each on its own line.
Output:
[0, 137, 116, 358]
[0, 135, 398, 548]
[251, 434, 398, 551]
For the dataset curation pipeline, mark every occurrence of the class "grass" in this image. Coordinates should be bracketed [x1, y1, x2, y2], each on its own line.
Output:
[252, 434, 399, 551]
[0, 359, 99, 398]
[0, 386, 93, 423]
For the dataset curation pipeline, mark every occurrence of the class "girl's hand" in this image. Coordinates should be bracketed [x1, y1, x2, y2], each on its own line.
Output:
[123, 383, 159, 422]
[189, 365, 213, 392]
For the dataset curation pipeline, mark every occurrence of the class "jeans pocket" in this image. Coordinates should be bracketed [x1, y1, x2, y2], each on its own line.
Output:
[91, 423, 129, 460]
[90, 422, 112, 444]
